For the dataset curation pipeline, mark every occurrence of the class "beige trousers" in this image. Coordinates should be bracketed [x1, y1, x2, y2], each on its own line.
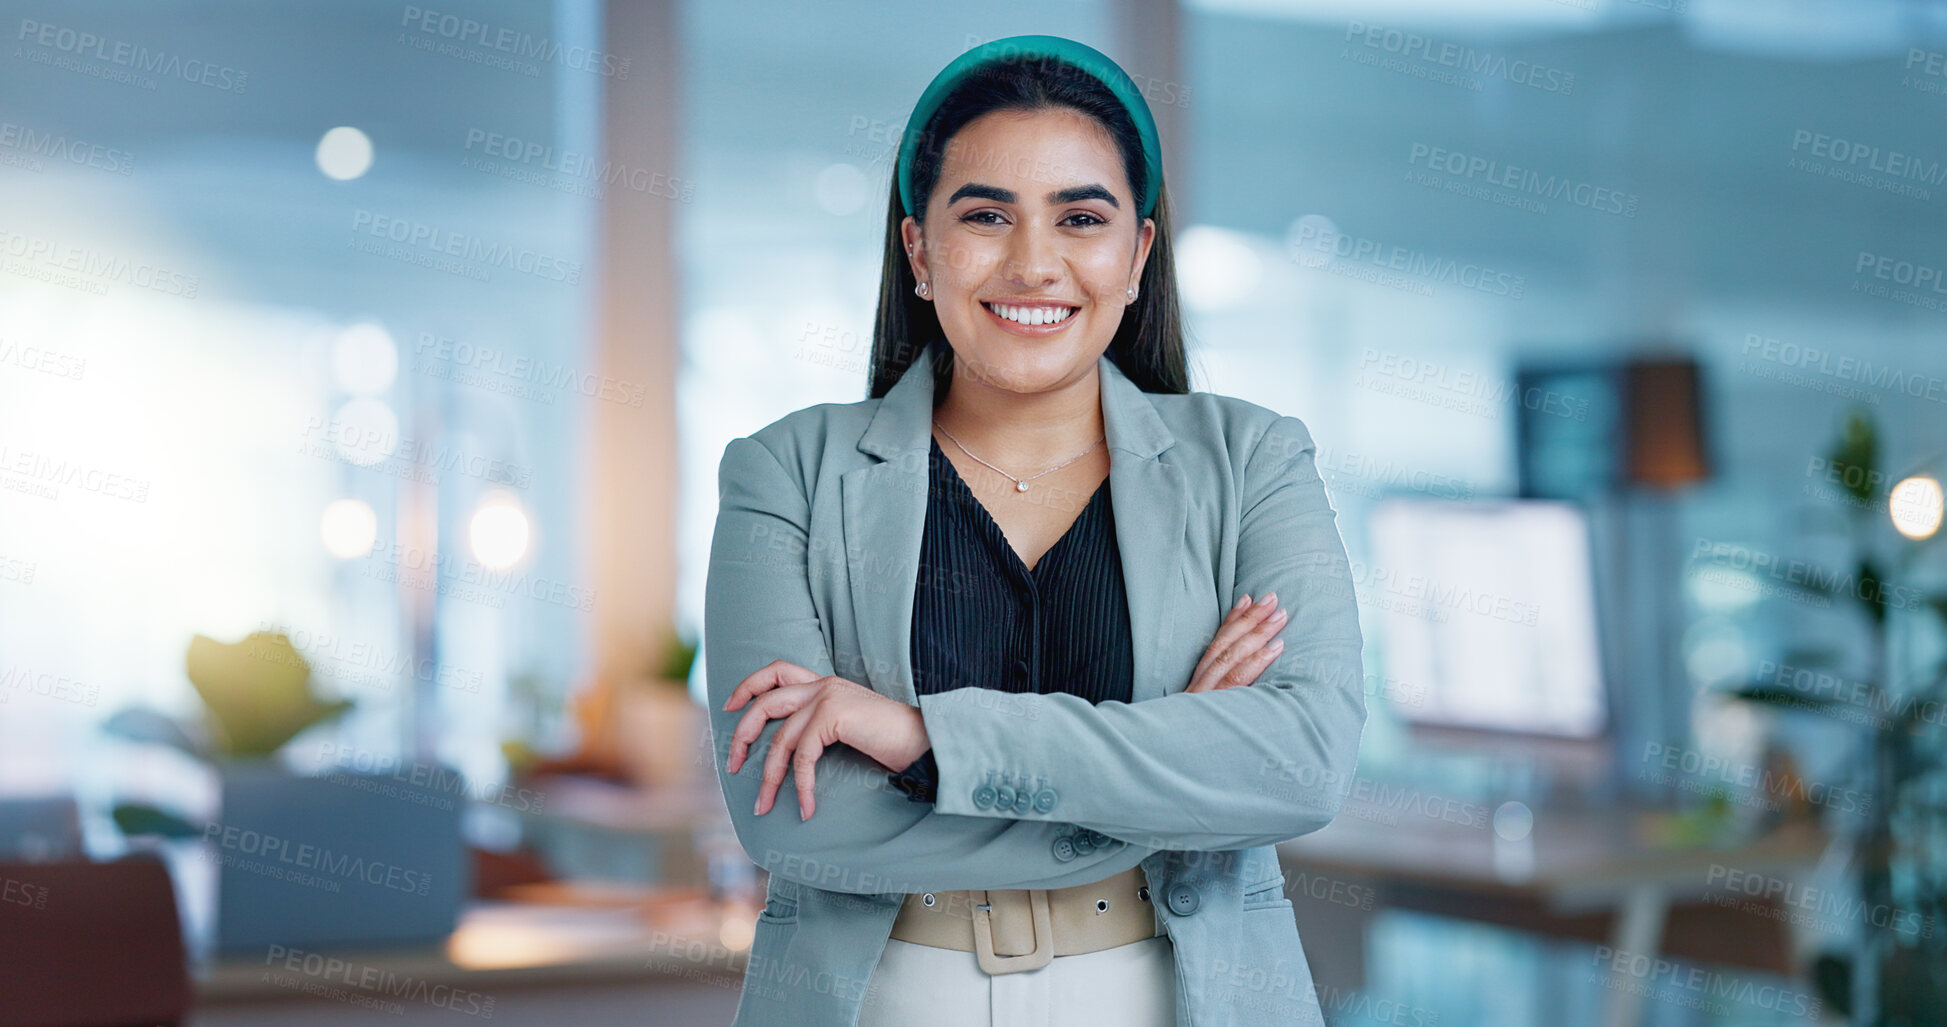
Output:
[856, 933, 1178, 1027]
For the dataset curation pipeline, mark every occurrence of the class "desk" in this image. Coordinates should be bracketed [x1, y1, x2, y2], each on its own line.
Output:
[1277, 807, 1829, 1027]
[193, 889, 756, 1015]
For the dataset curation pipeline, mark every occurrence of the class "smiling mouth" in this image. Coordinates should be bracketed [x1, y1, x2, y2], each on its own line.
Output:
[980, 301, 1080, 327]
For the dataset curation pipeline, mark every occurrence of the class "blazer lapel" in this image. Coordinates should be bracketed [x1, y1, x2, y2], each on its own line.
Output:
[1100, 357, 1187, 704]
[841, 347, 934, 705]
[842, 343, 1185, 707]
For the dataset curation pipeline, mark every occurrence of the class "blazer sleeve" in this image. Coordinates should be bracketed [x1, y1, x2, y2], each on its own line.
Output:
[704, 435, 1156, 894]
[918, 415, 1368, 851]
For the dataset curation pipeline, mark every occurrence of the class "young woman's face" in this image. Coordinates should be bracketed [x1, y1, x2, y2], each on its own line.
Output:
[904, 106, 1155, 396]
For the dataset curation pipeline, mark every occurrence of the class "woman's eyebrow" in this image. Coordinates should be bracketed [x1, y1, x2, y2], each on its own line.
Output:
[946, 182, 1122, 208]
[1048, 184, 1119, 208]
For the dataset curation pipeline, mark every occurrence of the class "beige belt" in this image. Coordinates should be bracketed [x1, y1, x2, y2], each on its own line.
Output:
[887, 865, 1159, 975]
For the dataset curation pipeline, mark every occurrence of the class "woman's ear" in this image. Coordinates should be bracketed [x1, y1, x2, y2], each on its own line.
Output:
[900, 216, 927, 286]
[1130, 216, 1156, 288]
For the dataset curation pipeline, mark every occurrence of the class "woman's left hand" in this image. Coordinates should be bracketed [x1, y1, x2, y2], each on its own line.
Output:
[722, 659, 931, 819]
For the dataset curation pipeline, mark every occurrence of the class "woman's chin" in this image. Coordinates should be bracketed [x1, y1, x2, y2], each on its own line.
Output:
[949, 334, 1101, 391]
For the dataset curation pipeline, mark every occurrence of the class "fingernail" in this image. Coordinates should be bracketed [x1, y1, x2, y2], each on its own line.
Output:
[1268, 639, 1284, 652]
[754, 798, 763, 815]
[1263, 592, 1278, 605]
[1271, 609, 1288, 623]
[1237, 595, 1250, 610]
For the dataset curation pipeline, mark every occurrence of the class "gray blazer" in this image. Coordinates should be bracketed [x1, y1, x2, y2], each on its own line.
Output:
[704, 341, 1367, 1026]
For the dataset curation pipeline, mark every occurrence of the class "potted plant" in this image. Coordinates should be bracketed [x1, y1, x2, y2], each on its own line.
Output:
[106, 630, 469, 953]
[1722, 409, 1947, 1025]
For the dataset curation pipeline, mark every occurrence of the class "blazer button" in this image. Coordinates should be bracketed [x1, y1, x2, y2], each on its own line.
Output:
[973, 784, 997, 809]
[995, 785, 1016, 811]
[1072, 832, 1096, 855]
[1011, 788, 1031, 814]
[1032, 788, 1057, 813]
[1052, 837, 1077, 862]
[1167, 883, 1200, 916]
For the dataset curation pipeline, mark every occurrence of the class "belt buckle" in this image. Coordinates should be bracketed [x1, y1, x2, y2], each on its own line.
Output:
[971, 889, 1053, 975]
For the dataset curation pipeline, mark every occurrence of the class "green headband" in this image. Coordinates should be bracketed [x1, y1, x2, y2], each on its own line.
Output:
[896, 34, 1163, 220]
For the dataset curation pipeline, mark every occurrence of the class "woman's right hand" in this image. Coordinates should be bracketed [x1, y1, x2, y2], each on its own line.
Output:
[1185, 592, 1288, 693]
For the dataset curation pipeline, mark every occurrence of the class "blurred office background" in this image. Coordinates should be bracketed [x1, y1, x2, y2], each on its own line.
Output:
[3, 0, 1947, 1024]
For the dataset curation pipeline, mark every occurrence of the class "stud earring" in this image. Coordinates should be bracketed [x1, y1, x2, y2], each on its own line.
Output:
[1126, 285, 1138, 301]
[916, 282, 930, 299]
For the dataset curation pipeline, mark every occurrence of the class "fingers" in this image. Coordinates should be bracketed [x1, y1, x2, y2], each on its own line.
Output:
[726, 680, 817, 775]
[724, 659, 820, 713]
[1218, 634, 1286, 689]
[1191, 600, 1285, 693]
[757, 702, 817, 817]
[1189, 593, 1281, 691]
[794, 731, 829, 820]
[1191, 594, 1262, 686]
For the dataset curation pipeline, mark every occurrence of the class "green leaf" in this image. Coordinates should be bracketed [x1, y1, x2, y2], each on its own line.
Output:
[1825, 409, 1880, 506]
[184, 632, 355, 757]
[112, 803, 204, 838]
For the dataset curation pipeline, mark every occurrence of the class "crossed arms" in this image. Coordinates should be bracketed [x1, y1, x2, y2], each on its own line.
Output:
[702, 415, 1365, 895]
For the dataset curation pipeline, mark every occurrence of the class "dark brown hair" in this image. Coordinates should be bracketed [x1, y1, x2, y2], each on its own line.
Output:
[867, 53, 1190, 402]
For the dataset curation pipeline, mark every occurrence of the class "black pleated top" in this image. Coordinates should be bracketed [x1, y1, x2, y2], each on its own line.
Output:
[888, 435, 1135, 803]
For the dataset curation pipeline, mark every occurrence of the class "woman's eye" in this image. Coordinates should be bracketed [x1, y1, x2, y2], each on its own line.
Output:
[959, 211, 1005, 225]
[1063, 212, 1106, 228]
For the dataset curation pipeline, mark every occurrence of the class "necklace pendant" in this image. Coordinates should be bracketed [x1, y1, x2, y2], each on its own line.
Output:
[1015, 481, 1030, 493]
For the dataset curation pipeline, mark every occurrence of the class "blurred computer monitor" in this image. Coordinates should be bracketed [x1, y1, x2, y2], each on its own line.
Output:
[1367, 497, 1607, 739]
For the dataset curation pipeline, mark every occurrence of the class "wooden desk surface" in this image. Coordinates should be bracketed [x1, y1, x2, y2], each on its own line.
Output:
[193, 890, 756, 1003]
[1278, 805, 1828, 912]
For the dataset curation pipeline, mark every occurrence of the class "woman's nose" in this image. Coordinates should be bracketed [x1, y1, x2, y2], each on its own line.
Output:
[1002, 223, 1062, 288]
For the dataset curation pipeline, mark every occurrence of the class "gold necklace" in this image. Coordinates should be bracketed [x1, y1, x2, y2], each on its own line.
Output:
[932, 420, 1104, 494]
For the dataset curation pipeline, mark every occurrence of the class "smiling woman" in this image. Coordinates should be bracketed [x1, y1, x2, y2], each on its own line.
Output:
[704, 33, 1367, 1027]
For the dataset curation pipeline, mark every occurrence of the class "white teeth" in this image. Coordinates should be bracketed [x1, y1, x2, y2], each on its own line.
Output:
[988, 303, 1075, 326]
